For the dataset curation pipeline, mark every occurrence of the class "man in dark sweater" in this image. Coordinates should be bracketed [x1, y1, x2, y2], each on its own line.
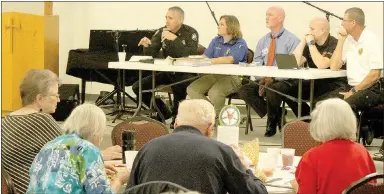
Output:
[133, 6, 199, 125]
[126, 99, 267, 194]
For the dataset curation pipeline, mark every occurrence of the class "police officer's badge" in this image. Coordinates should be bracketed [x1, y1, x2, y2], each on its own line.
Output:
[322, 51, 327, 56]
[226, 48, 231, 55]
[182, 40, 186, 45]
[192, 33, 197, 41]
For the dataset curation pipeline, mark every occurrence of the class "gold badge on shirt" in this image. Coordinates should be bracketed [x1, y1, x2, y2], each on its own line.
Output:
[358, 48, 363, 55]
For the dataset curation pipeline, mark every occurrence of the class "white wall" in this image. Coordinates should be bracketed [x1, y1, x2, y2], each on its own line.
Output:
[1, 2, 44, 15]
[4, 2, 384, 95]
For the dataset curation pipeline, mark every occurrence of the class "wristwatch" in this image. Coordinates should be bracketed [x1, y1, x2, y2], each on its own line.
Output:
[351, 87, 358, 94]
[307, 40, 316, 47]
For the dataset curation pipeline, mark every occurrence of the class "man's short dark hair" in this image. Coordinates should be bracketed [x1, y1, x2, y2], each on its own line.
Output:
[168, 6, 184, 21]
[345, 7, 365, 26]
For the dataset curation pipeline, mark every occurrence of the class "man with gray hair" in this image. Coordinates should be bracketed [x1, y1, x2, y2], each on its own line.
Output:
[328, 8, 383, 112]
[133, 6, 199, 127]
[127, 99, 267, 194]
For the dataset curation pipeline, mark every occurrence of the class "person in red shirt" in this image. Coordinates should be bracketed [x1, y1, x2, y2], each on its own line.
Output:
[294, 98, 376, 194]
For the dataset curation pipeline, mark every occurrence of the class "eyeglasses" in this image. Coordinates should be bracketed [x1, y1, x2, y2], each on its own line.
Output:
[47, 94, 60, 99]
[342, 19, 354, 23]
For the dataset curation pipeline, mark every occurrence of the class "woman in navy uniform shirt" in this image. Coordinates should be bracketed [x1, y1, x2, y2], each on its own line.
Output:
[187, 15, 248, 117]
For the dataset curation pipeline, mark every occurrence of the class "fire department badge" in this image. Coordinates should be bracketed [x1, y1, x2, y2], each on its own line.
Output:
[358, 48, 363, 55]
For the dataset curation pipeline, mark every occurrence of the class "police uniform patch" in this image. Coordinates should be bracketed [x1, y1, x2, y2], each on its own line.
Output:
[192, 33, 197, 41]
[182, 40, 186, 45]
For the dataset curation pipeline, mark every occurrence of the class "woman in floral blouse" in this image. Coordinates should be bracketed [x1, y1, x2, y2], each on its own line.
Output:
[27, 104, 129, 194]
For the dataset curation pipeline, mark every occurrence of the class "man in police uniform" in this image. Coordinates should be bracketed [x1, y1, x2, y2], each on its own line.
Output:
[266, 18, 345, 127]
[133, 6, 199, 124]
[329, 8, 383, 113]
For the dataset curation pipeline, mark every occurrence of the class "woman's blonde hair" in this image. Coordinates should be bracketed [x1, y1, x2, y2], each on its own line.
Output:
[220, 15, 243, 39]
[310, 98, 357, 142]
[19, 69, 58, 106]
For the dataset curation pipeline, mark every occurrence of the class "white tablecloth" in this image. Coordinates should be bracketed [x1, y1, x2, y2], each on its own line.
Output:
[109, 61, 346, 80]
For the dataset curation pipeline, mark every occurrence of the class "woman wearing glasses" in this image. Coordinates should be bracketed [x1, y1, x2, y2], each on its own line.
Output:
[2, 69, 62, 194]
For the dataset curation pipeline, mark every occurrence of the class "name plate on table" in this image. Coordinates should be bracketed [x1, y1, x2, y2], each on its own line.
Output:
[217, 126, 239, 146]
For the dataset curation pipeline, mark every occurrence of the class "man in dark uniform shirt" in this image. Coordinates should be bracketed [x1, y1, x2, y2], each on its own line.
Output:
[132, 6, 199, 125]
[265, 18, 347, 135]
[126, 99, 267, 194]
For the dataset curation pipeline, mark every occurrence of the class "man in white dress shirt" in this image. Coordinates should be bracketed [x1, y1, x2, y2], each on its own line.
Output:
[328, 7, 383, 111]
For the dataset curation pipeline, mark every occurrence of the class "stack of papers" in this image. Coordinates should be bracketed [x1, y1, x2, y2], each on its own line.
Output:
[129, 56, 153, 62]
[173, 58, 211, 67]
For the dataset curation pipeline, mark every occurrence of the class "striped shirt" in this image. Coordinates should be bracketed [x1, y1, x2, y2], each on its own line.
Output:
[1, 113, 62, 194]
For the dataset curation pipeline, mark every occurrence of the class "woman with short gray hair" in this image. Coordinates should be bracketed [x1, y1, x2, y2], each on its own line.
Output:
[27, 104, 129, 194]
[2, 69, 62, 194]
[294, 98, 376, 194]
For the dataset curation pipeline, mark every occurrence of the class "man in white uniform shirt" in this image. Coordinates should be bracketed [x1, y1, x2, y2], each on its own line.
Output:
[329, 7, 383, 111]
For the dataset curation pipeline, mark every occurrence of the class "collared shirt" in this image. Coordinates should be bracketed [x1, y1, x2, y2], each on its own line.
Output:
[303, 34, 338, 68]
[144, 24, 199, 58]
[204, 36, 248, 64]
[127, 125, 267, 194]
[342, 28, 383, 86]
[27, 134, 114, 194]
[254, 27, 300, 66]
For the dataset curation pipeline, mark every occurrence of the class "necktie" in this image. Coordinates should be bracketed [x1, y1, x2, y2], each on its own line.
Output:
[266, 35, 276, 66]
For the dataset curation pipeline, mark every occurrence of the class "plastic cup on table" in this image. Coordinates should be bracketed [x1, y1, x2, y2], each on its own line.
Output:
[281, 148, 295, 167]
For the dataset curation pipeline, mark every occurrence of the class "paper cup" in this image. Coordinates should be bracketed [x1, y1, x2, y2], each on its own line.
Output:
[124, 151, 138, 169]
[118, 52, 126, 62]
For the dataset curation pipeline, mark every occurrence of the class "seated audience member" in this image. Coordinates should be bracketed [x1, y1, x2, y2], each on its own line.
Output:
[187, 15, 248, 116]
[1, 69, 123, 194]
[133, 6, 199, 125]
[126, 99, 267, 194]
[328, 7, 384, 110]
[267, 18, 346, 122]
[294, 98, 376, 194]
[27, 104, 130, 194]
[2, 69, 62, 194]
[237, 6, 300, 137]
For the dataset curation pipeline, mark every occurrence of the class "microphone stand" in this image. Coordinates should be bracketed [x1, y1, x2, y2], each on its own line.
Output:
[302, 1, 343, 21]
[205, 2, 219, 26]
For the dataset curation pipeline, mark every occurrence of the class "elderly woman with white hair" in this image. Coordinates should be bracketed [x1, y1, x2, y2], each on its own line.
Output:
[294, 98, 376, 194]
[27, 104, 129, 194]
